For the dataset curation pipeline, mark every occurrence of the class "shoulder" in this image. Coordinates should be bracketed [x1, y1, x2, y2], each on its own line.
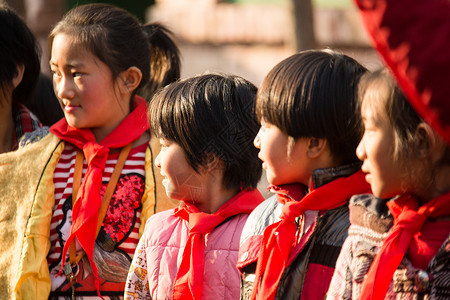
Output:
[240, 195, 281, 244]
[314, 201, 351, 246]
[237, 195, 281, 270]
[349, 194, 393, 233]
[142, 209, 185, 241]
[19, 126, 51, 148]
[145, 209, 180, 227]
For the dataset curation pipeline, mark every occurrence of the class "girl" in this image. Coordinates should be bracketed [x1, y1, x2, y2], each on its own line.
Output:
[327, 69, 450, 299]
[238, 50, 371, 300]
[0, 4, 41, 153]
[125, 73, 265, 299]
[13, 4, 174, 299]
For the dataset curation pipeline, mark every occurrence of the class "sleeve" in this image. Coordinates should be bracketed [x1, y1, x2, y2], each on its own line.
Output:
[125, 233, 152, 299]
[326, 235, 354, 300]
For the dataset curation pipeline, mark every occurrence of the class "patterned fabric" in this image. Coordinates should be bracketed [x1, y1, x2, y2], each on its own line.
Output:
[12, 103, 41, 150]
[12, 133, 172, 299]
[48, 142, 147, 299]
[327, 194, 450, 300]
[50, 96, 149, 294]
[360, 192, 450, 300]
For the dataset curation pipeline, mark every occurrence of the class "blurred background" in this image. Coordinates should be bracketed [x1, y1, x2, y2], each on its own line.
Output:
[1, 0, 382, 85]
[1, 0, 383, 196]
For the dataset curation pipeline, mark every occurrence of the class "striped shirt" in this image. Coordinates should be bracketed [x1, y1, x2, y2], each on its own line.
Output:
[48, 142, 147, 299]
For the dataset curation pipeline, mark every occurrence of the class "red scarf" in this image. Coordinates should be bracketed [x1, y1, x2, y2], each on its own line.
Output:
[172, 189, 264, 300]
[251, 170, 370, 300]
[360, 191, 450, 300]
[50, 96, 148, 293]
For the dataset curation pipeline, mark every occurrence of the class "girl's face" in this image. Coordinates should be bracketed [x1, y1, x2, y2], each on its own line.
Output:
[155, 138, 205, 202]
[356, 96, 404, 199]
[254, 120, 312, 186]
[50, 33, 129, 141]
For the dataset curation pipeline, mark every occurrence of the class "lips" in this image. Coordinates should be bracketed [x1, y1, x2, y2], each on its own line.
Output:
[258, 154, 266, 169]
[63, 102, 81, 113]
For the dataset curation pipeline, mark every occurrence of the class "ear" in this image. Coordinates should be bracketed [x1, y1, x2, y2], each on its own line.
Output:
[201, 153, 223, 173]
[415, 123, 446, 161]
[118, 66, 142, 94]
[305, 137, 328, 159]
[12, 64, 25, 88]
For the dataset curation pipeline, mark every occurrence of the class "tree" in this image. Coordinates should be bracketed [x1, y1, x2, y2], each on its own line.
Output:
[289, 0, 316, 51]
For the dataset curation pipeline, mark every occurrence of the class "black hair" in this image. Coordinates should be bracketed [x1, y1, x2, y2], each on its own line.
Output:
[27, 73, 64, 126]
[49, 3, 150, 94]
[150, 73, 262, 190]
[256, 49, 367, 164]
[138, 22, 181, 102]
[0, 4, 41, 106]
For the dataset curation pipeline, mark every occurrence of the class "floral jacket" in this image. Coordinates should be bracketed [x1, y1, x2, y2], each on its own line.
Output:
[327, 194, 450, 300]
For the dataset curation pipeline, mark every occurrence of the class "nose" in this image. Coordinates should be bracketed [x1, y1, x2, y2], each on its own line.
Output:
[56, 76, 75, 100]
[155, 151, 162, 169]
[254, 128, 262, 149]
[356, 135, 366, 161]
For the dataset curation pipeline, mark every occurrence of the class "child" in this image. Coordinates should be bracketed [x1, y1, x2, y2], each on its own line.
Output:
[0, 4, 41, 153]
[13, 4, 175, 299]
[125, 73, 265, 299]
[327, 69, 450, 299]
[238, 50, 371, 300]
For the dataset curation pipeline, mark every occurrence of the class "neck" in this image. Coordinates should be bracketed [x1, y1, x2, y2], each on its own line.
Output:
[91, 113, 128, 143]
[195, 172, 239, 214]
[0, 101, 14, 153]
[91, 96, 134, 142]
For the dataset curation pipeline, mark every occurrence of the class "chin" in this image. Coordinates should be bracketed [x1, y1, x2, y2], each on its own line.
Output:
[373, 188, 398, 200]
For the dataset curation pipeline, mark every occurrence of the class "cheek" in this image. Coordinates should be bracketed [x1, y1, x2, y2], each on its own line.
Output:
[260, 135, 277, 160]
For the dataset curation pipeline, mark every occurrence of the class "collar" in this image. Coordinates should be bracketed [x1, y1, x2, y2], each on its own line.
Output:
[268, 162, 362, 203]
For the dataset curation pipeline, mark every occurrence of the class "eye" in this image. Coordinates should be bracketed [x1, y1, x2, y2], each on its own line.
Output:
[51, 70, 61, 80]
[159, 138, 170, 149]
[72, 72, 83, 78]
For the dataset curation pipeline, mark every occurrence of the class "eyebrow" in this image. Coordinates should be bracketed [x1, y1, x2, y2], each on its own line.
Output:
[49, 60, 85, 68]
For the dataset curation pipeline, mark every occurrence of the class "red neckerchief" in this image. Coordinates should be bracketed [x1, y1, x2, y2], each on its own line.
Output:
[251, 170, 370, 300]
[50, 96, 148, 295]
[360, 191, 450, 300]
[172, 189, 264, 300]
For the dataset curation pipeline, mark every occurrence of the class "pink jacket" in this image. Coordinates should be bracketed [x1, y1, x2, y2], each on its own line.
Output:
[125, 209, 250, 299]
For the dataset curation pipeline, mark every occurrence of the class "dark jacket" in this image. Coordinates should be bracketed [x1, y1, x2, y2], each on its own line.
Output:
[238, 163, 361, 300]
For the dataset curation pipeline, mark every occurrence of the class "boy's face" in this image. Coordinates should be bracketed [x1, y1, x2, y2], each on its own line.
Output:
[253, 120, 313, 186]
[154, 138, 204, 202]
[356, 97, 403, 199]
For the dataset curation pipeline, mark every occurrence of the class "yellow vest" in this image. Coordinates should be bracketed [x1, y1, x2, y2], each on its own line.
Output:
[0, 133, 174, 299]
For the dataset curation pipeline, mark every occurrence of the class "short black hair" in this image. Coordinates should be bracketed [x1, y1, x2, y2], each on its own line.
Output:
[0, 4, 41, 106]
[150, 73, 262, 190]
[257, 49, 367, 164]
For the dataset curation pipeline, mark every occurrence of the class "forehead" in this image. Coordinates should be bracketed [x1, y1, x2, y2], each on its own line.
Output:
[50, 33, 94, 66]
[361, 88, 388, 124]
